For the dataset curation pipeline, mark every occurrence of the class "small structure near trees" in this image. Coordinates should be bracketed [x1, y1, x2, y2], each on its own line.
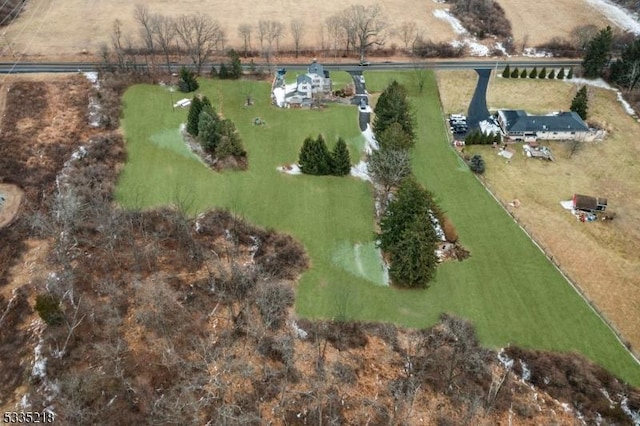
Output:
[572, 194, 607, 213]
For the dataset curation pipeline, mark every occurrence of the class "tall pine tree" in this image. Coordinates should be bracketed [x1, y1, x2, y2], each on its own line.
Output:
[186, 96, 204, 135]
[570, 86, 589, 120]
[582, 26, 613, 78]
[373, 80, 415, 141]
[331, 137, 351, 176]
[389, 214, 438, 288]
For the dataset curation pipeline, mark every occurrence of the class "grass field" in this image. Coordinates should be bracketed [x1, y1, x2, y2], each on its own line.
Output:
[117, 71, 640, 385]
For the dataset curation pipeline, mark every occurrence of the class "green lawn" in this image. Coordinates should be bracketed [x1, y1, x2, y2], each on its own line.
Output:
[117, 71, 640, 385]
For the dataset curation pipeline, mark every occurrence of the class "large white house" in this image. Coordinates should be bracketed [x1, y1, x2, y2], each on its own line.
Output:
[496, 110, 598, 142]
[272, 60, 332, 107]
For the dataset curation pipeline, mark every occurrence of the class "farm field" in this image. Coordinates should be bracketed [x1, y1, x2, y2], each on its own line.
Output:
[437, 70, 640, 355]
[118, 71, 640, 385]
[0, 0, 619, 59]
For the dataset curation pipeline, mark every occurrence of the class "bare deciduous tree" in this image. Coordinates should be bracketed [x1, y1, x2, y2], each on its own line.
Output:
[570, 24, 599, 51]
[134, 4, 158, 65]
[398, 21, 417, 51]
[325, 16, 343, 58]
[153, 14, 176, 73]
[238, 23, 252, 58]
[344, 4, 387, 62]
[290, 19, 305, 58]
[257, 20, 285, 64]
[175, 14, 224, 74]
[368, 148, 412, 197]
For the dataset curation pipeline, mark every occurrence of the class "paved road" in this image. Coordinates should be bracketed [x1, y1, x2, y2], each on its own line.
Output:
[0, 59, 583, 74]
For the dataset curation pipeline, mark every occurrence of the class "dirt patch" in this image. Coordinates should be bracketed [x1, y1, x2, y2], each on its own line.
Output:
[437, 70, 640, 353]
[0, 184, 24, 228]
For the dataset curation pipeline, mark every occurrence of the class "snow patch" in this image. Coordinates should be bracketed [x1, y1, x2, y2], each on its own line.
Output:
[494, 42, 510, 57]
[584, 0, 640, 35]
[520, 359, 531, 382]
[523, 47, 553, 58]
[361, 124, 379, 153]
[32, 340, 47, 380]
[433, 9, 467, 35]
[451, 39, 490, 56]
[291, 321, 308, 339]
[621, 397, 640, 424]
[350, 160, 371, 182]
[497, 348, 515, 369]
[82, 71, 99, 86]
[616, 91, 637, 116]
[277, 164, 302, 175]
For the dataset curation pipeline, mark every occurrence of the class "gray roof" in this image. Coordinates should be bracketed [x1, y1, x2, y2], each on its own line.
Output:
[296, 74, 312, 84]
[500, 110, 589, 133]
[308, 60, 324, 76]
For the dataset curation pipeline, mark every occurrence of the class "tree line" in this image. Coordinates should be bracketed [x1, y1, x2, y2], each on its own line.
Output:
[369, 81, 445, 289]
[502, 64, 573, 80]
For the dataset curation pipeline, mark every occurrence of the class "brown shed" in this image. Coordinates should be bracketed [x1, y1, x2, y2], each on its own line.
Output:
[573, 194, 607, 212]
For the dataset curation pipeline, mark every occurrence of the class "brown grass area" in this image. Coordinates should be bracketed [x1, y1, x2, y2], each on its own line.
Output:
[437, 70, 640, 352]
[0, 0, 454, 58]
[499, 0, 612, 49]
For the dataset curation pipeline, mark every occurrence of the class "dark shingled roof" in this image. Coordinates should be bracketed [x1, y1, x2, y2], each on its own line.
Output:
[500, 110, 589, 133]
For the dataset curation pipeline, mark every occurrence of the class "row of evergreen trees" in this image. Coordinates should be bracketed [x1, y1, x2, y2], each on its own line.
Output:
[465, 130, 501, 145]
[371, 81, 440, 289]
[502, 65, 573, 80]
[186, 96, 246, 159]
[298, 135, 351, 176]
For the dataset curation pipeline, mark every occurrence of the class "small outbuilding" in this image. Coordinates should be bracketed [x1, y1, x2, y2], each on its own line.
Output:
[572, 194, 607, 212]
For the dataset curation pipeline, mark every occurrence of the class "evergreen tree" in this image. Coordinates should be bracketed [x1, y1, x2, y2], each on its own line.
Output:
[567, 67, 574, 79]
[376, 122, 414, 151]
[609, 38, 640, 90]
[186, 96, 204, 135]
[298, 134, 333, 175]
[228, 49, 243, 79]
[539, 67, 547, 79]
[298, 137, 316, 174]
[548, 69, 556, 79]
[520, 68, 527, 78]
[216, 119, 246, 157]
[378, 178, 431, 252]
[570, 86, 588, 120]
[178, 66, 199, 92]
[389, 214, 438, 288]
[511, 67, 519, 78]
[198, 110, 219, 152]
[502, 64, 511, 78]
[493, 132, 502, 144]
[331, 137, 351, 176]
[557, 68, 565, 79]
[582, 26, 612, 78]
[219, 63, 229, 79]
[469, 154, 485, 174]
[529, 66, 538, 79]
[373, 80, 415, 141]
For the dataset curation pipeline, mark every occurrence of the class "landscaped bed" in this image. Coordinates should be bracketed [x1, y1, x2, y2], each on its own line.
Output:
[118, 71, 640, 385]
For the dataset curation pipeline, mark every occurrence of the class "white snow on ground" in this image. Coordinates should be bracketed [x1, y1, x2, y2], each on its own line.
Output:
[350, 160, 371, 181]
[616, 91, 637, 115]
[523, 48, 552, 58]
[433, 9, 467, 34]
[451, 39, 490, 56]
[585, 0, 640, 34]
[273, 87, 285, 107]
[32, 340, 47, 380]
[494, 42, 510, 57]
[83, 72, 101, 127]
[82, 71, 99, 85]
[276, 164, 302, 175]
[479, 119, 502, 135]
[433, 9, 491, 56]
[621, 397, 640, 424]
[361, 124, 379, 153]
